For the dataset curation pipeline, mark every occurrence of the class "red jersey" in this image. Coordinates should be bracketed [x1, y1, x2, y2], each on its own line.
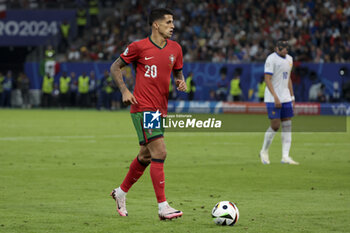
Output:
[120, 37, 183, 116]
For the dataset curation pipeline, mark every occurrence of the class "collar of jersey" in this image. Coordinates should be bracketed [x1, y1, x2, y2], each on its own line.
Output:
[148, 36, 168, 49]
[274, 52, 286, 59]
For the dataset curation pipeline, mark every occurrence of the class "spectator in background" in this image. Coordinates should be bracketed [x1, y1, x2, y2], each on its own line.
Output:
[80, 46, 90, 61]
[185, 72, 196, 101]
[101, 70, 113, 110]
[89, 71, 97, 108]
[59, 20, 71, 53]
[69, 72, 78, 107]
[59, 71, 71, 108]
[96, 71, 105, 110]
[88, 0, 99, 27]
[309, 82, 326, 102]
[64, 1, 350, 63]
[216, 67, 229, 101]
[230, 71, 242, 101]
[209, 89, 217, 101]
[18, 72, 31, 109]
[257, 76, 266, 102]
[123, 66, 134, 94]
[76, 7, 87, 37]
[120, 66, 135, 106]
[331, 82, 341, 102]
[111, 80, 121, 110]
[52, 83, 60, 107]
[168, 78, 176, 100]
[44, 45, 56, 78]
[1, 71, 13, 107]
[41, 73, 54, 108]
[0, 72, 4, 106]
[343, 80, 350, 102]
[78, 72, 90, 108]
[45, 45, 55, 61]
[67, 46, 81, 61]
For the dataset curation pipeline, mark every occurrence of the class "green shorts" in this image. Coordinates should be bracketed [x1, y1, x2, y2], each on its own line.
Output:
[131, 112, 164, 145]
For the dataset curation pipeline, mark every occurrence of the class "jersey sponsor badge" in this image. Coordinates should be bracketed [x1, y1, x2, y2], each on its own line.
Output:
[123, 47, 129, 56]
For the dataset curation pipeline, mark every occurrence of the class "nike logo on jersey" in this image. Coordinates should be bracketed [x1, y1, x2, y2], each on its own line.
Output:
[145, 57, 154, 60]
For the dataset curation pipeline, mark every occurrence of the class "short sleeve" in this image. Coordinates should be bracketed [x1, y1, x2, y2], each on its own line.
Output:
[173, 44, 183, 71]
[264, 55, 274, 75]
[120, 42, 139, 64]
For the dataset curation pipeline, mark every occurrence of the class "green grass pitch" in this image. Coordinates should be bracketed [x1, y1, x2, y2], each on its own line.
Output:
[0, 109, 349, 233]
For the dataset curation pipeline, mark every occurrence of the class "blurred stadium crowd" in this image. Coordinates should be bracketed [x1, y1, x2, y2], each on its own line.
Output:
[6, 0, 350, 63]
[1, 0, 350, 109]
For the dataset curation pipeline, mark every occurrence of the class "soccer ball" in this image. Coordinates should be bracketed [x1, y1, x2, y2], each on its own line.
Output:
[211, 201, 239, 226]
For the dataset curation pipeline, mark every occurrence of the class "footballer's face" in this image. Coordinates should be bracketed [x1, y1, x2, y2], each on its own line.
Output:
[155, 14, 174, 39]
[276, 46, 288, 57]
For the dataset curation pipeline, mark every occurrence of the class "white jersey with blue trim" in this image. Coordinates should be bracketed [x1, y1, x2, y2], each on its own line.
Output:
[263, 52, 293, 103]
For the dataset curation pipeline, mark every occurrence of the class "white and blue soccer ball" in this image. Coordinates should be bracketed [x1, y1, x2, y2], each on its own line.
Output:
[211, 201, 239, 226]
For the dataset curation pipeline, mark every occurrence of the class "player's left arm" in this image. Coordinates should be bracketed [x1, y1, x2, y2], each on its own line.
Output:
[173, 69, 187, 92]
[288, 66, 295, 104]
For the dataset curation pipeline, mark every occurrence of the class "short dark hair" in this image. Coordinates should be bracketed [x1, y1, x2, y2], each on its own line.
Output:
[148, 8, 174, 26]
[276, 40, 289, 50]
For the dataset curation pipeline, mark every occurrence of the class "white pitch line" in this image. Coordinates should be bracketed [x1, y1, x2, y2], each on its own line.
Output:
[0, 132, 256, 142]
[303, 142, 350, 146]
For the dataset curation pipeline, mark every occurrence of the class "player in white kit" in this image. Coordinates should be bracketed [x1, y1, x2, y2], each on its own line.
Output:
[259, 40, 299, 165]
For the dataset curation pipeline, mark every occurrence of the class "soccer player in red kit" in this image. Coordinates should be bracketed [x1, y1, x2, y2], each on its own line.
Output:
[109, 8, 187, 220]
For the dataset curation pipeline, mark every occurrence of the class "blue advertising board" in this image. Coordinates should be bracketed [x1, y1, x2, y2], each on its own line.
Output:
[24, 62, 350, 103]
[0, 10, 76, 46]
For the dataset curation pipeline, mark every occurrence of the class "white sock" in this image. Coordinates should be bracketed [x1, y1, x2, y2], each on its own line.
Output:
[158, 201, 168, 210]
[281, 120, 292, 159]
[116, 187, 127, 198]
[262, 126, 277, 152]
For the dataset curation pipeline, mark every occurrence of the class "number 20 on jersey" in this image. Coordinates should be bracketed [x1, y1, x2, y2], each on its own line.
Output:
[145, 65, 157, 78]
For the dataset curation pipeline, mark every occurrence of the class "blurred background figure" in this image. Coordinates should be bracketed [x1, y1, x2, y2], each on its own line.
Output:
[123, 66, 135, 97]
[257, 76, 266, 102]
[101, 70, 113, 110]
[230, 70, 242, 101]
[88, 0, 99, 27]
[1, 0, 350, 106]
[0, 72, 4, 107]
[78, 72, 90, 108]
[69, 72, 78, 107]
[186, 72, 196, 101]
[309, 82, 326, 102]
[209, 89, 218, 101]
[168, 78, 176, 100]
[59, 71, 71, 108]
[67, 46, 81, 61]
[44, 45, 56, 78]
[1, 71, 13, 108]
[89, 71, 97, 108]
[18, 72, 31, 109]
[111, 81, 121, 110]
[59, 20, 71, 53]
[76, 7, 87, 37]
[216, 67, 229, 101]
[41, 73, 54, 108]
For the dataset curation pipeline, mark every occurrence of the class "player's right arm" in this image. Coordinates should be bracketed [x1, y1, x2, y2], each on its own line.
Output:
[264, 74, 281, 108]
[264, 55, 281, 108]
[110, 58, 138, 105]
